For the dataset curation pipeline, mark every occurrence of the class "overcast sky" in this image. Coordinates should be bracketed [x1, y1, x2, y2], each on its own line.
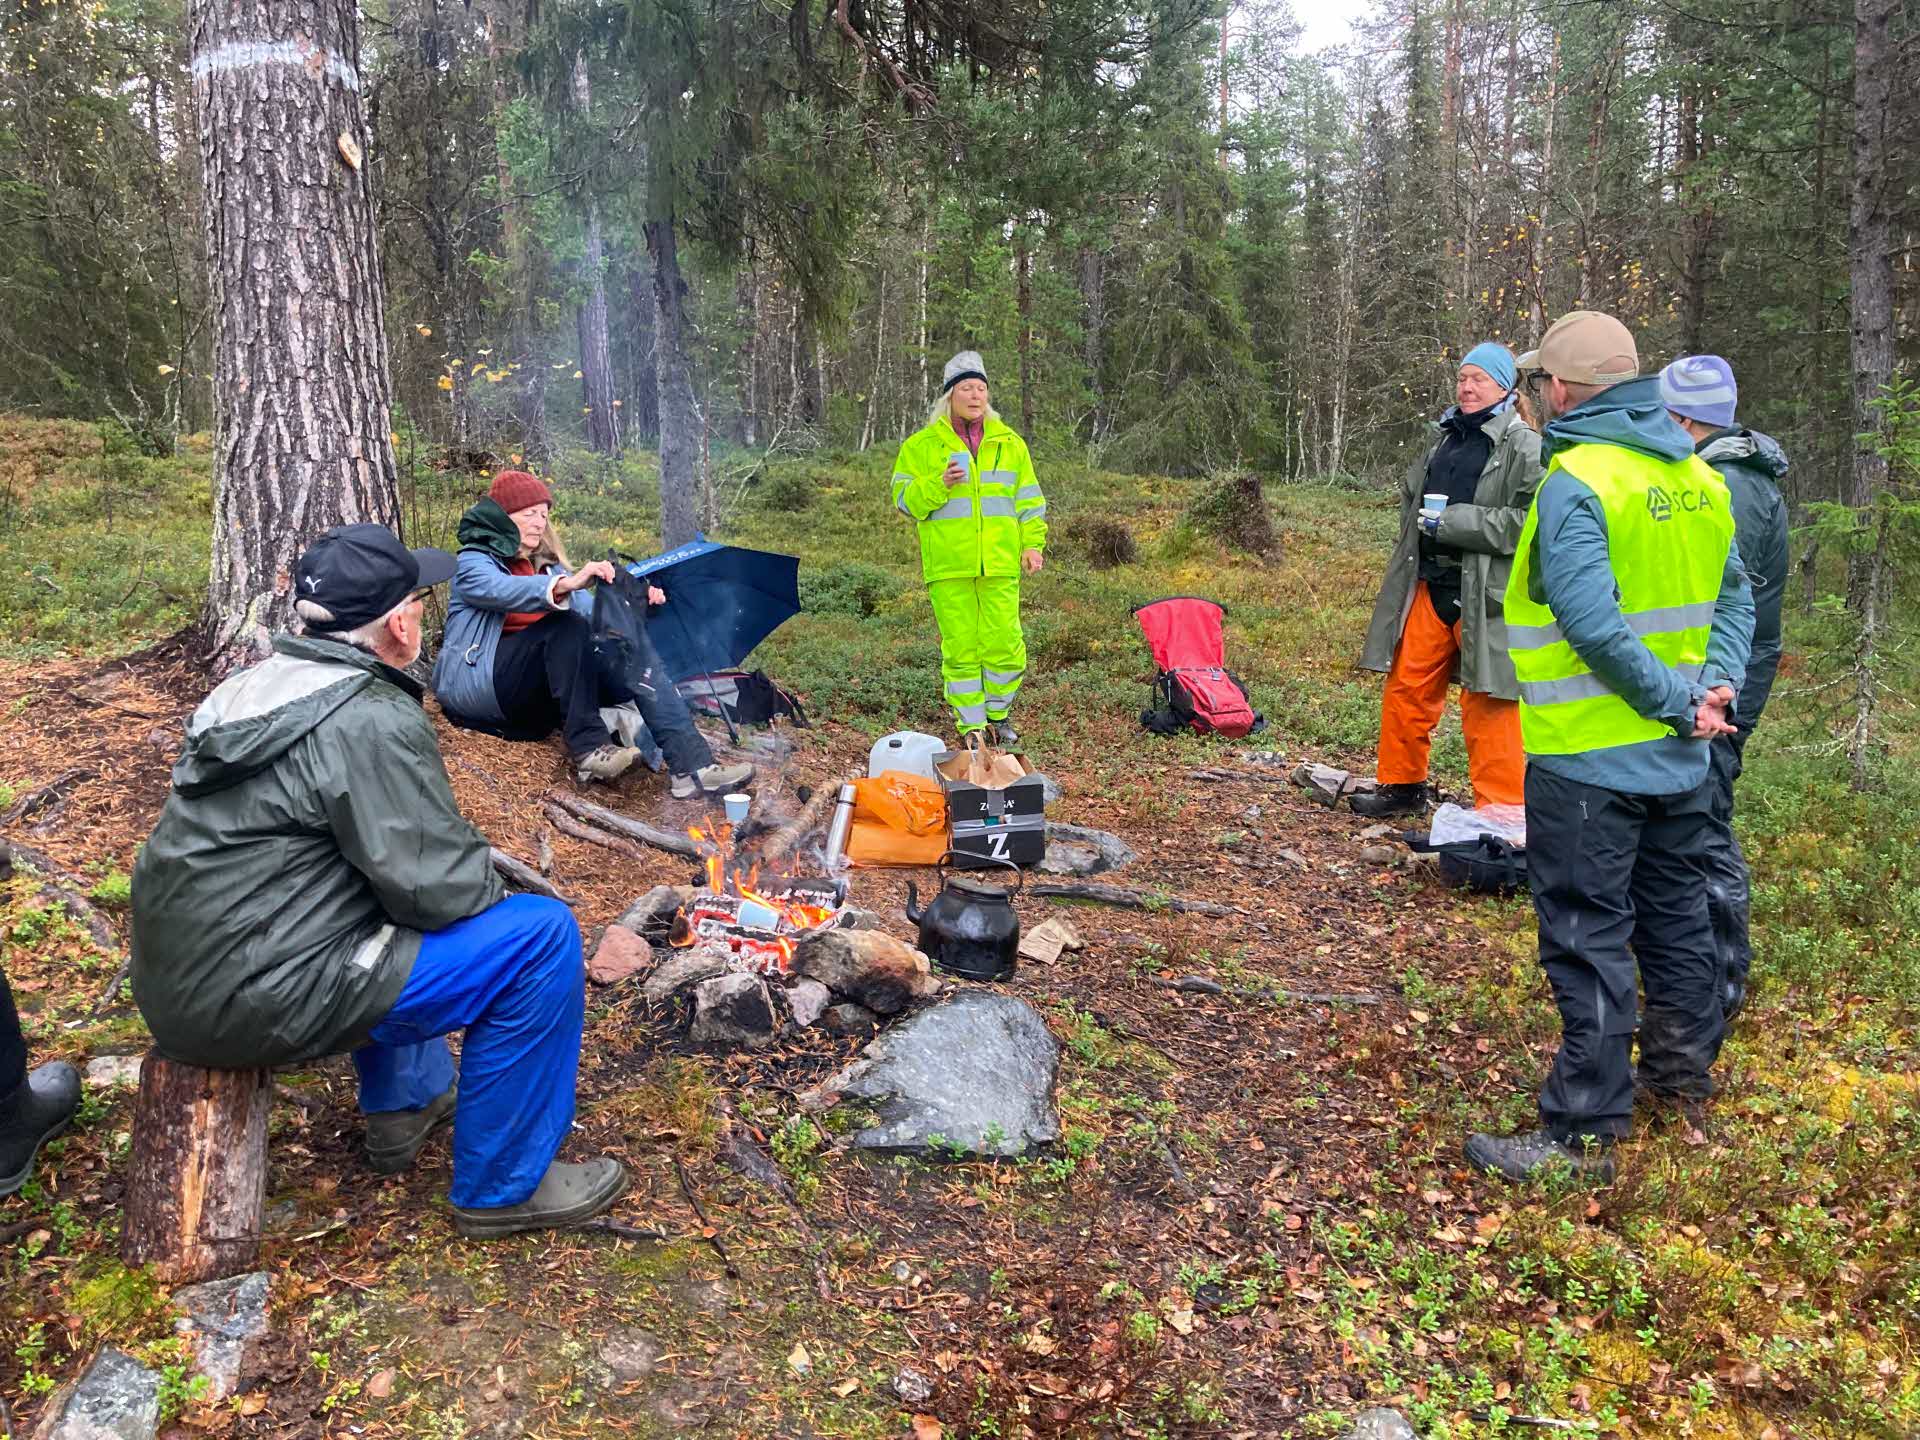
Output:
[1291, 0, 1374, 53]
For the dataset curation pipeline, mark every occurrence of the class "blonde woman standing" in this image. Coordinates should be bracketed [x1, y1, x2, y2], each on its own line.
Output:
[889, 352, 1048, 745]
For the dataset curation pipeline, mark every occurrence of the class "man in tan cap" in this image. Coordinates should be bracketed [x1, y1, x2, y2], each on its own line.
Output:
[1464, 311, 1754, 1183]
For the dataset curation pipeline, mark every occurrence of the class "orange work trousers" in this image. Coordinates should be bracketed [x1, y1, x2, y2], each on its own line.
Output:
[1377, 581, 1524, 807]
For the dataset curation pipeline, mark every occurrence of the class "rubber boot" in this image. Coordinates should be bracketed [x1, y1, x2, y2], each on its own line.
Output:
[1350, 781, 1429, 819]
[0, 1061, 82, 1198]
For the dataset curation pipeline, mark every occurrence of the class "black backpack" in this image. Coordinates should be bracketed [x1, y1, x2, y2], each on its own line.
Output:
[1422, 832, 1530, 895]
[677, 669, 809, 728]
[587, 564, 663, 698]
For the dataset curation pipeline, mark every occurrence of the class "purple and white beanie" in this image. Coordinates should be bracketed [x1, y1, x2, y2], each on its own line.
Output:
[1658, 354, 1738, 429]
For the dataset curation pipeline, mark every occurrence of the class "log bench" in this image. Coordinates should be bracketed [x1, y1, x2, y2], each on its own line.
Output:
[121, 1051, 270, 1284]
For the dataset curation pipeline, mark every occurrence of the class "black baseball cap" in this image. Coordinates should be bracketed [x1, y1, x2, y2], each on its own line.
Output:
[294, 524, 456, 631]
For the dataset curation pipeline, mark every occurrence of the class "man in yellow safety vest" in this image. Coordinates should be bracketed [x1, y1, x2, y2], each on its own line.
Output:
[1465, 311, 1754, 1184]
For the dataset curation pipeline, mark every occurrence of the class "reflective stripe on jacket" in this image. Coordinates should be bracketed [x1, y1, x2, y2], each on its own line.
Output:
[890, 416, 1047, 582]
[1506, 441, 1734, 756]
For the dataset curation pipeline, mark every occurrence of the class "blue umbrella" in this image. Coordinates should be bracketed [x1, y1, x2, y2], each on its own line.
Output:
[620, 536, 801, 683]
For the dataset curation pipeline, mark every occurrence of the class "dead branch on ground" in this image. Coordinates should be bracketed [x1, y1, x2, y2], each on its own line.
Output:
[1030, 882, 1236, 918]
[1147, 975, 1381, 1006]
[489, 847, 572, 902]
[544, 791, 701, 858]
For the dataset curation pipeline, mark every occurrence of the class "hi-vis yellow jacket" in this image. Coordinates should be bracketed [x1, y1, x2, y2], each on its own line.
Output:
[1506, 441, 1734, 755]
[890, 416, 1047, 583]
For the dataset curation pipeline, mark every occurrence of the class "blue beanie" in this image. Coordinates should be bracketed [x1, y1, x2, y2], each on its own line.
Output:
[1659, 354, 1738, 429]
[1460, 342, 1517, 393]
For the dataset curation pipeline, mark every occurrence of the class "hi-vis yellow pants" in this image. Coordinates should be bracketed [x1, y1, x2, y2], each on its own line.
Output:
[929, 577, 1025, 734]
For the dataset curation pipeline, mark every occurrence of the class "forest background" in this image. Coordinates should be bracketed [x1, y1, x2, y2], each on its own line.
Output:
[5, 0, 1915, 522]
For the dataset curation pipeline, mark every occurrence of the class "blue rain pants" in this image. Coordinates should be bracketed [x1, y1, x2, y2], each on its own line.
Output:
[352, 893, 584, 1208]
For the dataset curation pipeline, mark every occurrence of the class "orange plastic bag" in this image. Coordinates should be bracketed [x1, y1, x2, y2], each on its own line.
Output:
[845, 770, 949, 867]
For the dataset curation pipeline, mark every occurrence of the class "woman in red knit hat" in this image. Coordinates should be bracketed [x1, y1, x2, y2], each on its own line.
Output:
[433, 470, 753, 796]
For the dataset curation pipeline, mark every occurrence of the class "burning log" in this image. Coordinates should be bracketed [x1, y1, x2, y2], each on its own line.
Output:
[544, 791, 702, 859]
[760, 773, 849, 870]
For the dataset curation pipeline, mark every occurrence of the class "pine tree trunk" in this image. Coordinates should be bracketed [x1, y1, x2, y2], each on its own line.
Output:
[1079, 245, 1105, 441]
[860, 268, 886, 451]
[1016, 221, 1034, 437]
[647, 217, 700, 548]
[189, 0, 401, 672]
[625, 264, 661, 445]
[1846, 0, 1896, 610]
[738, 262, 760, 446]
[573, 56, 619, 455]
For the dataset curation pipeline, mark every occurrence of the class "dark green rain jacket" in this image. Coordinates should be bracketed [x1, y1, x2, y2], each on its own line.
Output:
[131, 634, 504, 1068]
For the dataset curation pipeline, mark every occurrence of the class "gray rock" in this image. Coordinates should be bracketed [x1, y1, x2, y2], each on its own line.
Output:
[1240, 804, 1263, 825]
[842, 909, 887, 931]
[890, 1367, 934, 1405]
[84, 1055, 143, 1090]
[791, 929, 941, 1016]
[598, 1327, 663, 1383]
[1038, 841, 1102, 876]
[786, 978, 832, 1028]
[821, 1003, 879, 1039]
[171, 1272, 270, 1402]
[642, 952, 730, 1004]
[29, 1347, 160, 1440]
[689, 973, 778, 1049]
[1039, 822, 1136, 876]
[1052, 821, 1136, 868]
[804, 992, 1059, 1157]
[1357, 823, 1394, 841]
[1359, 844, 1402, 866]
[1343, 1409, 1417, 1440]
[1239, 749, 1288, 768]
[618, 885, 695, 938]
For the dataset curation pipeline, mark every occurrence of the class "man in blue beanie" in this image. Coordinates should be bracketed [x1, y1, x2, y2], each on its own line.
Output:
[1659, 355, 1790, 1018]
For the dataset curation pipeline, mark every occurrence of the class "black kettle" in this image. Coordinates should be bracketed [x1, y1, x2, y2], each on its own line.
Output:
[904, 852, 1022, 982]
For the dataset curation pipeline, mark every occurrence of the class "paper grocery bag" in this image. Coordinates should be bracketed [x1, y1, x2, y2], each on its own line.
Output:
[937, 740, 1030, 790]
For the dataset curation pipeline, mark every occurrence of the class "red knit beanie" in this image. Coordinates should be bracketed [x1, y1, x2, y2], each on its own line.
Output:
[489, 469, 552, 514]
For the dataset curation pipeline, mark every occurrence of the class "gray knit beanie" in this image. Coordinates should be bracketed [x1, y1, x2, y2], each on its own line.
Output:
[941, 351, 988, 395]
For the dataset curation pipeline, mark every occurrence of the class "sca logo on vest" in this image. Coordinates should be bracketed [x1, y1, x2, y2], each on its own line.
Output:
[1645, 483, 1715, 523]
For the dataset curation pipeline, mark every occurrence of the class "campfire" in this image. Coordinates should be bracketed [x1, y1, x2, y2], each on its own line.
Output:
[666, 822, 849, 975]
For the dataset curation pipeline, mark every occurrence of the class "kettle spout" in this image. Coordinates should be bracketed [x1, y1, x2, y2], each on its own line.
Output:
[903, 881, 923, 926]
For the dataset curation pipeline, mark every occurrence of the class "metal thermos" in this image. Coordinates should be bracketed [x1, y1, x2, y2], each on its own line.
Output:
[822, 783, 858, 868]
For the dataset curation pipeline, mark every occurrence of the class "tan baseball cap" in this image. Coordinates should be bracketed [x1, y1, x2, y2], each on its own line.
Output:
[1515, 310, 1639, 386]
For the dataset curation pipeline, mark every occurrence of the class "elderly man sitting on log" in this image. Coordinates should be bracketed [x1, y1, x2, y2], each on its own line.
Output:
[129, 524, 627, 1239]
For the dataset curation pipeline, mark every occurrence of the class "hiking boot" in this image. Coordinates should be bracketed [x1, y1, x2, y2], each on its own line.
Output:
[1, 1061, 82, 1198]
[451, 1157, 629, 1240]
[364, 1086, 456, 1176]
[989, 719, 1020, 747]
[1349, 782, 1429, 818]
[1464, 1127, 1615, 1184]
[576, 744, 637, 784]
[669, 761, 755, 800]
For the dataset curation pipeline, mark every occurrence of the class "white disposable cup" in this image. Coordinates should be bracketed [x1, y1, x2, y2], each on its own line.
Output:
[723, 793, 750, 825]
[1423, 493, 1450, 512]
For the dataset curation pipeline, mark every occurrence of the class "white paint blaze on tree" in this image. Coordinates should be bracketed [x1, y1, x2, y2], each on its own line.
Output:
[189, 0, 402, 671]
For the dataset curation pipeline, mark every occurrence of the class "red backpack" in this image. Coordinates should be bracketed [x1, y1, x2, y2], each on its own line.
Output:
[1134, 597, 1265, 739]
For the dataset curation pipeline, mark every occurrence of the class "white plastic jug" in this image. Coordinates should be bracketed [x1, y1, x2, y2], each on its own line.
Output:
[868, 730, 946, 781]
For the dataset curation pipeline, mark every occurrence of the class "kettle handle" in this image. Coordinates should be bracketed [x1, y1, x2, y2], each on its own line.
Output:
[935, 849, 1023, 897]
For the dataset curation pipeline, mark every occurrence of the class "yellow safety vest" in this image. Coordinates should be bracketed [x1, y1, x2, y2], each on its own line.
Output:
[1505, 442, 1734, 756]
[890, 417, 1047, 583]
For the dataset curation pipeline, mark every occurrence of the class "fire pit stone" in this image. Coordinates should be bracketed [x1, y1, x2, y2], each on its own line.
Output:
[586, 924, 650, 986]
[619, 884, 697, 939]
[689, 973, 779, 1049]
[642, 951, 732, 1004]
[791, 929, 942, 1016]
[786, 978, 833, 1028]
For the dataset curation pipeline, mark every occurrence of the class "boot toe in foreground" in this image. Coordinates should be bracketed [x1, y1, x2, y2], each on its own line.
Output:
[0, 1061, 84, 1198]
[695, 762, 755, 795]
[576, 745, 638, 783]
[364, 1086, 457, 1176]
[452, 1157, 630, 1239]
[1464, 1128, 1614, 1185]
